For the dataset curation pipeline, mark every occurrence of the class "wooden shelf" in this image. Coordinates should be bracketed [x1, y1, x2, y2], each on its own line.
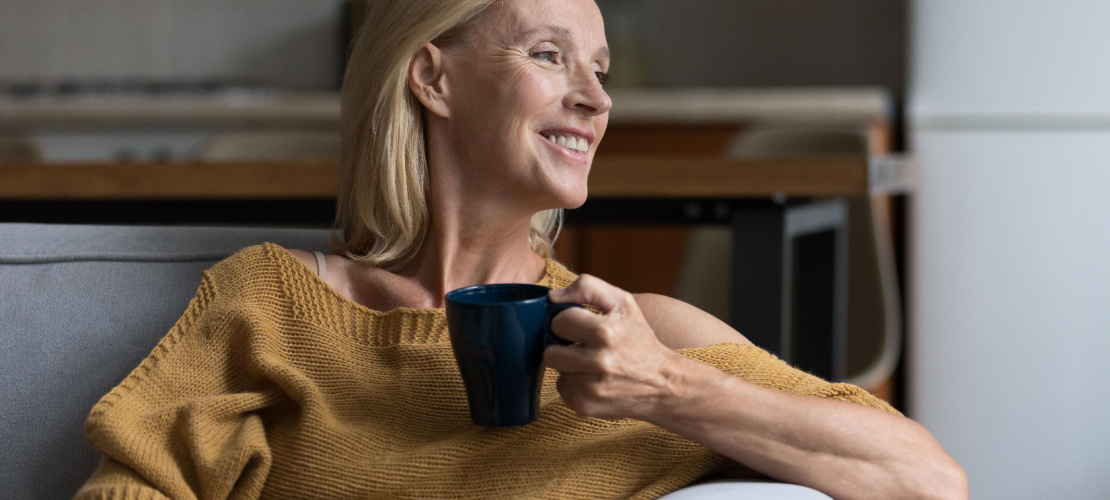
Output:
[0, 161, 337, 200]
[0, 155, 874, 200]
[589, 155, 869, 198]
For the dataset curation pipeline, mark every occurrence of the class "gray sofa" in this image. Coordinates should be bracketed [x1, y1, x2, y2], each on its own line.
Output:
[0, 223, 830, 499]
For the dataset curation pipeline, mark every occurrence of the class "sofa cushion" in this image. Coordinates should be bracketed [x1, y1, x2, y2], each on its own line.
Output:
[0, 223, 331, 499]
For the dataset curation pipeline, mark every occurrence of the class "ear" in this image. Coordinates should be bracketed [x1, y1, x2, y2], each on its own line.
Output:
[408, 42, 451, 119]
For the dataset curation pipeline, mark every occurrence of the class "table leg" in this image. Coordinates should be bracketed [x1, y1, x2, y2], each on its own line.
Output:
[730, 205, 790, 357]
[731, 200, 847, 380]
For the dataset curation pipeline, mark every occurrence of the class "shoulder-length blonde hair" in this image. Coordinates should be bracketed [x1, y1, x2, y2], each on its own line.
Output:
[336, 0, 564, 271]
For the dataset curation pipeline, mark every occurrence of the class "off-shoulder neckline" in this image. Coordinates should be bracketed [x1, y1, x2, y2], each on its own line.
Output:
[267, 243, 561, 318]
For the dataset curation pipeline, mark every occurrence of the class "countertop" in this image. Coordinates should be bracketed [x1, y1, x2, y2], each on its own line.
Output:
[0, 87, 892, 129]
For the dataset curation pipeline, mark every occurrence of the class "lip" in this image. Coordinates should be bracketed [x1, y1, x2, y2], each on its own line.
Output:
[539, 132, 590, 164]
[538, 127, 596, 145]
[535, 127, 594, 144]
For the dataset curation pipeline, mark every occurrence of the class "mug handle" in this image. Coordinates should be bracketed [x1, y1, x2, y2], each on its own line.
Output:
[544, 302, 583, 346]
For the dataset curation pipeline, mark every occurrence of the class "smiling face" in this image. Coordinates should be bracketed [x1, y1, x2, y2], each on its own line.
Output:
[429, 0, 611, 214]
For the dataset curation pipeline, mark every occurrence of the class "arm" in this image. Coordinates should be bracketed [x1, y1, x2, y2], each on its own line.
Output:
[543, 275, 967, 500]
[77, 268, 273, 499]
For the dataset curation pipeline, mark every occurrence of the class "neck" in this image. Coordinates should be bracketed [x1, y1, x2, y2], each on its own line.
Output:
[397, 206, 548, 307]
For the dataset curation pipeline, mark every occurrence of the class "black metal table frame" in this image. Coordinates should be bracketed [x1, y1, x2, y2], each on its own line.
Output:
[565, 198, 847, 381]
[1, 196, 847, 380]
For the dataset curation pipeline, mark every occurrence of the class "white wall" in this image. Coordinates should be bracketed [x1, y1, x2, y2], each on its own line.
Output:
[0, 0, 343, 89]
[909, 131, 1110, 498]
[910, 1, 1110, 498]
[911, 0, 1110, 119]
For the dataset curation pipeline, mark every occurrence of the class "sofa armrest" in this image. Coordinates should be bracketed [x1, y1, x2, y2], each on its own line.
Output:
[661, 479, 832, 499]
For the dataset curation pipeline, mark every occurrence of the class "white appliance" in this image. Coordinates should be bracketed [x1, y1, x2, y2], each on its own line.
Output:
[909, 1, 1110, 498]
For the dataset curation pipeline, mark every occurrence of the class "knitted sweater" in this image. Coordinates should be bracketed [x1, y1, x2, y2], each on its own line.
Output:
[77, 243, 897, 500]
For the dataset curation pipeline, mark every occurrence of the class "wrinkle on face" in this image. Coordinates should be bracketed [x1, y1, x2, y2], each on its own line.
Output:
[430, 0, 610, 217]
[446, 0, 608, 102]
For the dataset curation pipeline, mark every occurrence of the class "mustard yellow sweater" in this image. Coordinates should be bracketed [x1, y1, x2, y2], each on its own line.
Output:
[77, 243, 896, 500]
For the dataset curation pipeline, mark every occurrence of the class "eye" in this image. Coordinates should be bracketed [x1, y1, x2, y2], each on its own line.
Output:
[595, 71, 611, 86]
[532, 50, 560, 64]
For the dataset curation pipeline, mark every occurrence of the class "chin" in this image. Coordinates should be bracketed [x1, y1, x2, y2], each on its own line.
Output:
[564, 191, 588, 209]
[529, 188, 586, 214]
[551, 181, 589, 210]
[527, 156, 590, 209]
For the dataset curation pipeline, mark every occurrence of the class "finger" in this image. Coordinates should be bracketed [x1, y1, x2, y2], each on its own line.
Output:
[549, 274, 634, 316]
[548, 305, 603, 344]
[555, 376, 594, 420]
[556, 373, 607, 419]
[542, 344, 597, 374]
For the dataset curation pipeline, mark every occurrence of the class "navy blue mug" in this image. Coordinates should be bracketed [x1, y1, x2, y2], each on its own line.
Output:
[445, 283, 580, 426]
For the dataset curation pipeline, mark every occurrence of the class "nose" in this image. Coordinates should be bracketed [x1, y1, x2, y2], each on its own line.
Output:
[565, 67, 612, 117]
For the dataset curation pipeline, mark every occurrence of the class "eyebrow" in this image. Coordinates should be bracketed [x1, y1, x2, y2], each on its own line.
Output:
[517, 24, 611, 60]
[525, 24, 573, 40]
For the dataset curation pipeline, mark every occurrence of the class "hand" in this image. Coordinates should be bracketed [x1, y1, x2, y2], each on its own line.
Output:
[543, 275, 689, 421]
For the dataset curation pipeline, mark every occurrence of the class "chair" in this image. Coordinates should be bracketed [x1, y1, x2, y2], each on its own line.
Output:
[674, 126, 902, 390]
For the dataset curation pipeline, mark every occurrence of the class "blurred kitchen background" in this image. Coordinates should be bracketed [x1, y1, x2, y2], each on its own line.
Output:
[0, 0, 905, 89]
[0, 0, 904, 161]
[2, 0, 1108, 498]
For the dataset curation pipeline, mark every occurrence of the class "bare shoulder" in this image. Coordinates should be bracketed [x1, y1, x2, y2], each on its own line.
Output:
[285, 248, 319, 275]
[634, 293, 752, 350]
[284, 249, 365, 305]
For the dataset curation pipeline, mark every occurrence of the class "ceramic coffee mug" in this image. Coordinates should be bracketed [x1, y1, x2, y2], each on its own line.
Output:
[445, 283, 580, 426]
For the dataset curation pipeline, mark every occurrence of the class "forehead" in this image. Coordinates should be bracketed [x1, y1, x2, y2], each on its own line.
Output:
[479, 0, 607, 49]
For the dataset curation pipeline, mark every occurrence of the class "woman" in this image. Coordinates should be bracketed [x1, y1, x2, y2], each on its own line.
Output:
[77, 0, 966, 498]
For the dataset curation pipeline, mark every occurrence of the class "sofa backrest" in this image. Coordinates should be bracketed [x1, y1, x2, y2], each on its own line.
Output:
[0, 223, 332, 499]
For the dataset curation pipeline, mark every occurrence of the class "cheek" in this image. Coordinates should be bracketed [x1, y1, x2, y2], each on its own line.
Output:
[525, 73, 565, 115]
[496, 68, 565, 128]
[454, 64, 567, 159]
[466, 81, 530, 134]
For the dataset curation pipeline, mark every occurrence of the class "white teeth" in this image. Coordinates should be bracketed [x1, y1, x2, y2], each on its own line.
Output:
[546, 133, 589, 153]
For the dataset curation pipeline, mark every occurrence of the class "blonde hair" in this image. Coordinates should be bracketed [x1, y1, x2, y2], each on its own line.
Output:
[336, 0, 564, 271]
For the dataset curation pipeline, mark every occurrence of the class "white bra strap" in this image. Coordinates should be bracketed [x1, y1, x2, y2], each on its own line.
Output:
[313, 251, 327, 281]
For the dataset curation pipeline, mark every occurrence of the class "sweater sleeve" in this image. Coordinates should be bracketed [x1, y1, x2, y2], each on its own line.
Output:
[76, 266, 276, 500]
[682, 343, 901, 415]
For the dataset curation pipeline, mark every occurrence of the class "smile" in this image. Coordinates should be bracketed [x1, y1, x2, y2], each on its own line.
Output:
[543, 133, 590, 154]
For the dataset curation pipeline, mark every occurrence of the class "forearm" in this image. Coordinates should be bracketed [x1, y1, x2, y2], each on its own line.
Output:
[646, 355, 967, 500]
